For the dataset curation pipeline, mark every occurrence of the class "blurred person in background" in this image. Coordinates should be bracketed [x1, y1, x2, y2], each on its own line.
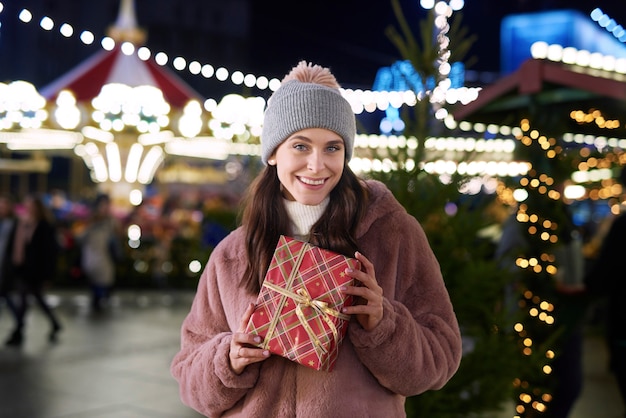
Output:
[0, 194, 19, 326]
[5, 194, 62, 346]
[77, 194, 122, 313]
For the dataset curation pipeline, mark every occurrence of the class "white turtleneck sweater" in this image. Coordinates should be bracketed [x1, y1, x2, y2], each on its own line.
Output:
[283, 197, 329, 241]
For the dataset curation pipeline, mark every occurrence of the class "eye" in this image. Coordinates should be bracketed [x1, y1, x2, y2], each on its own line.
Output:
[293, 143, 308, 151]
[326, 144, 342, 152]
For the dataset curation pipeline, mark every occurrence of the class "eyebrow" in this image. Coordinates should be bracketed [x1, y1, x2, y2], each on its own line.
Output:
[287, 135, 344, 146]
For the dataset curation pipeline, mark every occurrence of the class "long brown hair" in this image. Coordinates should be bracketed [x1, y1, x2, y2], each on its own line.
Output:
[239, 164, 368, 293]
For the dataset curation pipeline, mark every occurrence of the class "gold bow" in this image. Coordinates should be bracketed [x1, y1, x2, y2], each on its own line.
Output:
[263, 281, 349, 355]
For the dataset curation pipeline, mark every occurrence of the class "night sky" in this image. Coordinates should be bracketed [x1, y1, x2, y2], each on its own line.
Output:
[248, 0, 626, 88]
[1, 0, 626, 96]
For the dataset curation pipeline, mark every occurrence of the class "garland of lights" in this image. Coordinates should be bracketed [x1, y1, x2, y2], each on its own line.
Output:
[3, 1, 626, 200]
[0, 3, 483, 116]
[430, 1, 454, 121]
[506, 120, 562, 416]
[499, 116, 624, 416]
[591, 8, 626, 43]
[5, 2, 626, 129]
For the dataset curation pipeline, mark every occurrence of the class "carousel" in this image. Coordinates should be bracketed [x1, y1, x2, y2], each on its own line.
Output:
[0, 0, 264, 209]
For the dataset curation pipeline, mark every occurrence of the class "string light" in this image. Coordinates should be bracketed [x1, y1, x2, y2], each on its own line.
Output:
[6, 1, 623, 209]
[590, 8, 626, 43]
[569, 109, 620, 129]
[530, 41, 626, 75]
[0, 3, 508, 188]
[504, 118, 575, 416]
[4, 5, 481, 115]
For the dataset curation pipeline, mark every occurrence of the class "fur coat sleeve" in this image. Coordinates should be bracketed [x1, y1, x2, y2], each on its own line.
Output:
[170, 229, 262, 416]
[349, 180, 462, 395]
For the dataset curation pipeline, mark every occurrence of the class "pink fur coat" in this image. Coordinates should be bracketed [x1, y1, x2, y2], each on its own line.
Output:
[171, 180, 462, 417]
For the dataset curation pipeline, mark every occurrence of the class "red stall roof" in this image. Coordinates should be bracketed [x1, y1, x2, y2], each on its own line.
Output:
[452, 58, 626, 137]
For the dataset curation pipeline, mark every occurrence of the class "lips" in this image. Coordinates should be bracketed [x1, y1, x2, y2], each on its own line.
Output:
[298, 176, 326, 186]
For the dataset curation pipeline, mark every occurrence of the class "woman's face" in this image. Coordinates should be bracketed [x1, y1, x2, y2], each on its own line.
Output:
[270, 128, 346, 205]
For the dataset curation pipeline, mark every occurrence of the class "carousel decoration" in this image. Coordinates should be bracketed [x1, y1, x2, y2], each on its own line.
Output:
[0, 0, 263, 206]
[0, 0, 529, 205]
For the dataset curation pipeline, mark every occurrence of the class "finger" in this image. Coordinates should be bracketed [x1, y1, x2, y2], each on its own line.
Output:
[238, 302, 256, 332]
[233, 333, 263, 348]
[342, 283, 376, 299]
[354, 251, 375, 274]
[239, 346, 270, 360]
[352, 252, 378, 284]
[346, 268, 375, 287]
[344, 303, 379, 315]
[231, 343, 270, 374]
[345, 268, 382, 295]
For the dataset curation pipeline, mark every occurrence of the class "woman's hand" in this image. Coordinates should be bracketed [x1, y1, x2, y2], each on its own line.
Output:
[342, 251, 384, 331]
[229, 303, 271, 374]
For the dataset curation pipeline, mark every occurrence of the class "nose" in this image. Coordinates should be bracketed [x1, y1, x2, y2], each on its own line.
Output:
[307, 151, 324, 172]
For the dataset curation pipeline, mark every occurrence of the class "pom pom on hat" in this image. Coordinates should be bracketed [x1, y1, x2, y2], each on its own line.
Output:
[281, 61, 340, 88]
[260, 61, 356, 165]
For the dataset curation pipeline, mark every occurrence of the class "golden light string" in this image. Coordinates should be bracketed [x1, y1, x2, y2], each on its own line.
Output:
[510, 118, 565, 415]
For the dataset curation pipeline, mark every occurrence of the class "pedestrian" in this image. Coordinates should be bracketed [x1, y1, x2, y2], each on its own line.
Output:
[5, 194, 62, 346]
[170, 61, 462, 417]
[584, 166, 626, 415]
[77, 193, 122, 312]
[0, 194, 19, 325]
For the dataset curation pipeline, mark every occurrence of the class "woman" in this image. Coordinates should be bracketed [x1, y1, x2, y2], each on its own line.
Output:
[6, 194, 62, 346]
[171, 61, 462, 417]
[77, 194, 121, 312]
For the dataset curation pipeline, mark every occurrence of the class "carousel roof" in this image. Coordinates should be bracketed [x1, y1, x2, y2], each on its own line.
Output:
[39, 0, 203, 109]
[39, 45, 203, 109]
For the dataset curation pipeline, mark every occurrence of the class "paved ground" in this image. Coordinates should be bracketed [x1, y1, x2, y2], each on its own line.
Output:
[0, 290, 203, 418]
[573, 337, 625, 418]
[493, 336, 625, 418]
[0, 289, 623, 418]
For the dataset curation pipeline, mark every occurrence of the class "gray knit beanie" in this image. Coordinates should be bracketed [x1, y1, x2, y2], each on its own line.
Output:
[260, 61, 356, 165]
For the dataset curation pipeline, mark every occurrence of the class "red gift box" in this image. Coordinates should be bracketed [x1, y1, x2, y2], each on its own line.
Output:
[245, 235, 360, 371]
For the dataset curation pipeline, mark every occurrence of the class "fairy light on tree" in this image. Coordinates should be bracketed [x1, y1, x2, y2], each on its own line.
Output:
[504, 118, 585, 417]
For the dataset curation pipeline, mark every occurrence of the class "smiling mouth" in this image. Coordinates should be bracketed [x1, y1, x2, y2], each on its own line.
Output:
[299, 177, 325, 186]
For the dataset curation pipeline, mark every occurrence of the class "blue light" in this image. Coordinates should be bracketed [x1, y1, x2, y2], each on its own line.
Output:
[371, 60, 465, 135]
[593, 9, 626, 44]
[501, 10, 626, 74]
[372, 60, 465, 92]
[606, 19, 617, 31]
[599, 15, 612, 27]
[590, 8, 604, 21]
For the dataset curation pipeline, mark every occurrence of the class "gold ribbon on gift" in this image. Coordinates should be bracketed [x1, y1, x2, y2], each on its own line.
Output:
[263, 281, 350, 354]
[261, 240, 350, 358]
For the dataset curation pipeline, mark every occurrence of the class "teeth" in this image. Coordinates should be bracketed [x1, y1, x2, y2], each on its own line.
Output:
[300, 177, 324, 185]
